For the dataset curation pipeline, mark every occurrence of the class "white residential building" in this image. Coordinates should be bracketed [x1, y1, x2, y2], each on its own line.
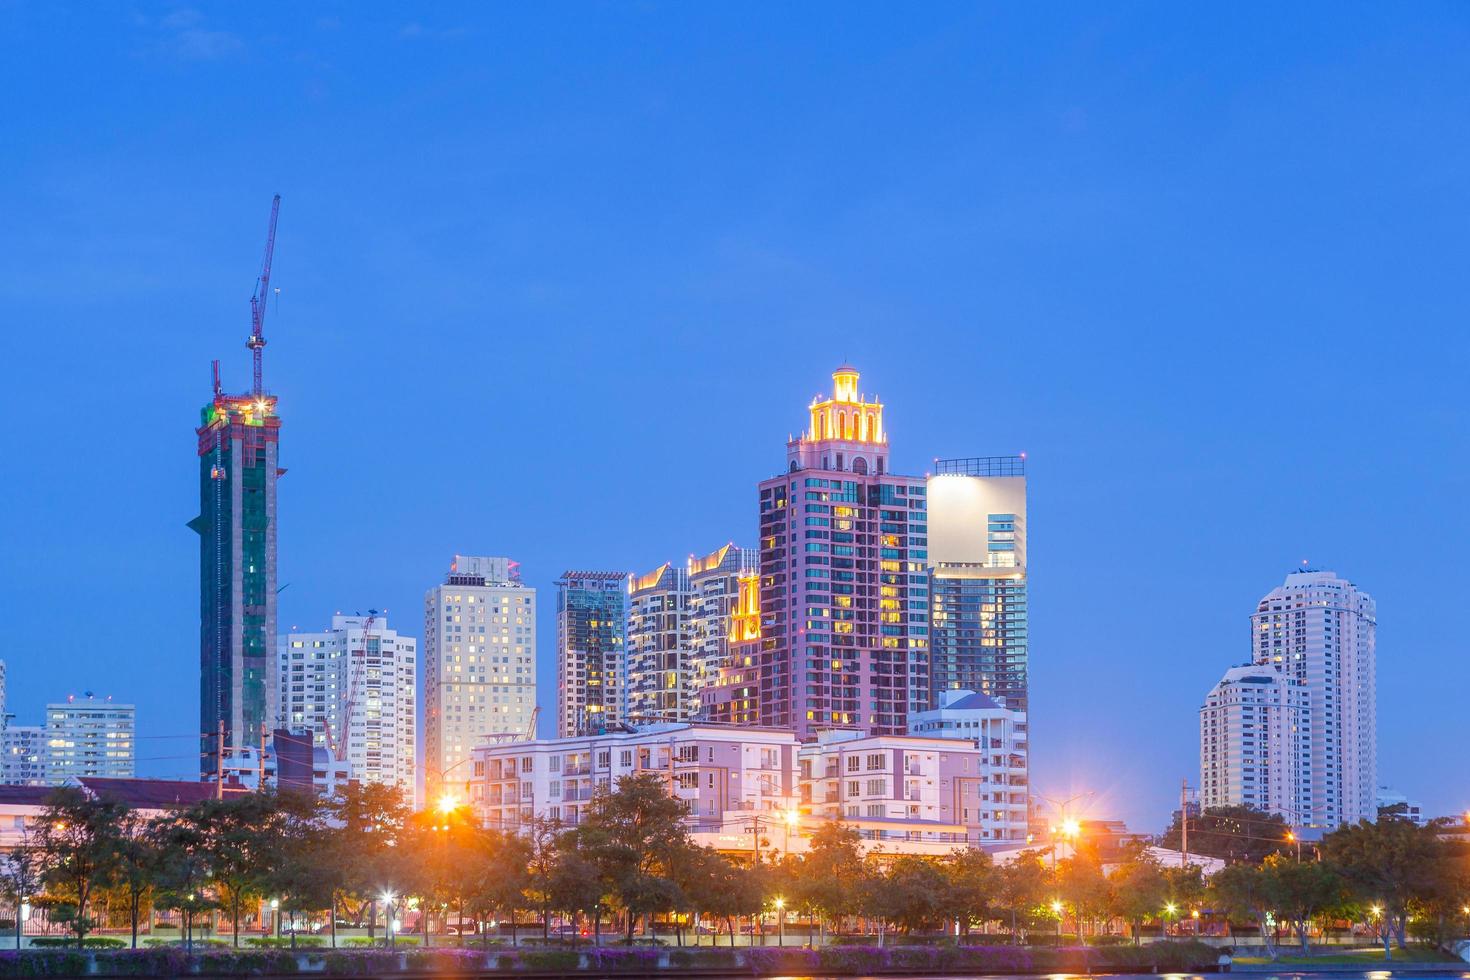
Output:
[1251, 569, 1376, 828]
[44, 695, 134, 783]
[470, 723, 798, 832]
[625, 563, 692, 725]
[687, 545, 757, 703]
[471, 719, 1030, 854]
[278, 613, 416, 803]
[907, 689, 1029, 842]
[425, 556, 537, 803]
[1200, 664, 1310, 819]
[1, 726, 45, 786]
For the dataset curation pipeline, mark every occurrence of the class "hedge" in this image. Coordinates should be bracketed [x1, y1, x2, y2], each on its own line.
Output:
[0, 940, 1223, 978]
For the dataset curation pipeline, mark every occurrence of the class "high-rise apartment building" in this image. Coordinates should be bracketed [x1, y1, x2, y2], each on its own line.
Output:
[278, 614, 417, 801]
[714, 366, 928, 738]
[625, 546, 756, 725]
[1199, 664, 1309, 818]
[1, 726, 45, 786]
[424, 556, 537, 803]
[626, 563, 691, 725]
[1249, 569, 1376, 828]
[556, 572, 627, 737]
[688, 545, 757, 703]
[43, 695, 135, 783]
[926, 457, 1028, 709]
[189, 374, 281, 777]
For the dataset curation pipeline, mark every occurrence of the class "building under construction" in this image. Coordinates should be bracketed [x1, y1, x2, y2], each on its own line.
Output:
[187, 196, 283, 778]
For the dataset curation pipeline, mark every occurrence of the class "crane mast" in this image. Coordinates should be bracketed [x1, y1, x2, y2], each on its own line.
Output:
[247, 194, 281, 396]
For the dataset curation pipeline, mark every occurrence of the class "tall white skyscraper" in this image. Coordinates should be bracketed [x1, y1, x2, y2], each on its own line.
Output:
[1200, 664, 1310, 818]
[44, 694, 134, 783]
[425, 556, 537, 803]
[1248, 569, 1376, 828]
[1200, 569, 1377, 830]
[278, 613, 416, 803]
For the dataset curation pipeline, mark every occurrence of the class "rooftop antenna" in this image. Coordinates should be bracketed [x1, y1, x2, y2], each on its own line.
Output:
[247, 194, 281, 397]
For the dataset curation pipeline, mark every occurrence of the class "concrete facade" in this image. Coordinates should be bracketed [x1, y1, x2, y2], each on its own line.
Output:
[278, 614, 416, 802]
[424, 556, 537, 803]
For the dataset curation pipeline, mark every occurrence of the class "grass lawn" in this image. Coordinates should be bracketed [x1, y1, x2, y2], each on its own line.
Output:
[1235, 946, 1452, 965]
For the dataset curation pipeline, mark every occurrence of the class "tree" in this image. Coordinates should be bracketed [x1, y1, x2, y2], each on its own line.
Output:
[112, 811, 162, 949]
[467, 829, 531, 946]
[793, 819, 868, 945]
[321, 782, 411, 946]
[1057, 853, 1112, 938]
[33, 788, 128, 946]
[1160, 805, 1290, 865]
[182, 792, 288, 946]
[0, 830, 44, 951]
[576, 772, 692, 943]
[1108, 852, 1166, 943]
[1261, 854, 1343, 956]
[945, 849, 996, 936]
[994, 851, 1048, 942]
[1322, 817, 1444, 957]
[1209, 862, 1277, 958]
[264, 791, 334, 947]
[874, 856, 949, 936]
[149, 816, 217, 953]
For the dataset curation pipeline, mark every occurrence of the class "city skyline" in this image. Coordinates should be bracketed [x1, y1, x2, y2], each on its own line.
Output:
[4, 4, 1468, 828]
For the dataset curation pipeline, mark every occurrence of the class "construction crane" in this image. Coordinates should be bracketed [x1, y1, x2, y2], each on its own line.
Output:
[247, 194, 281, 397]
[325, 610, 377, 762]
[481, 706, 540, 745]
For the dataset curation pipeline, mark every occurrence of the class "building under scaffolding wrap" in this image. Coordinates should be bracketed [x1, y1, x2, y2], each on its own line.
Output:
[188, 390, 280, 777]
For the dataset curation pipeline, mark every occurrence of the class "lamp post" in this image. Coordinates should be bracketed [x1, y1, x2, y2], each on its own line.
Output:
[1164, 903, 1177, 940]
[382, 892, 397, 949]
[783, 808, 800, 857]
[270, 898, 280, 939]
[1051, 900, 1063, 947]
[774, 898, 785, 947]
[1285, 830, 1302, 863]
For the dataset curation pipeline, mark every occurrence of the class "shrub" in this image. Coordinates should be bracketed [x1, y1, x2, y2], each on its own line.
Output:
[193, 949, 301, 975]
[29, 937, 126, 949]
[93, 948, 191, 976]
[516, 949, 581, 971]
[745, 946, 819, 974]
[586, 948, 662, 972]
[243, 937, 325, 948]
[0, 951, 92, 977]
[324, 950, 402, 976]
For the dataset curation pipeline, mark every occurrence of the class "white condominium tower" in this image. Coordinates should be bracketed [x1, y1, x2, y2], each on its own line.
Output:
[624, 545, 757, 725]
[1200, 664, 1309, 818]
[425, 556, 537, 804]
[1249, 569, 1376, 828]
[278, 613, 416, 802]
[44, 694, 135, 783]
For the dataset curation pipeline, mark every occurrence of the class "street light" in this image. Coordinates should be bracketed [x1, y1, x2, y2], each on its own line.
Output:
[1164, 902, 1178, 940]
[382, 892, 397, 948]
[773, 898, 785, 947]
[270, 898, 280, 939]
[1051, 900, 1064, 946]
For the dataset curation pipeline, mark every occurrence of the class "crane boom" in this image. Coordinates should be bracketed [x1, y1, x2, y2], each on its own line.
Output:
[247, 194, 281, 396]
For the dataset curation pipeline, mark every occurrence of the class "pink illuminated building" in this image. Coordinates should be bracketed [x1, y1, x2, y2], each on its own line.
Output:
[706, 366, 929, 737]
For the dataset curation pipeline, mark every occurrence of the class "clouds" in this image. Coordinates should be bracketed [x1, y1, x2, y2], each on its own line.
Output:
[149, 8, 244, 61]
[397, 21, 466, 41]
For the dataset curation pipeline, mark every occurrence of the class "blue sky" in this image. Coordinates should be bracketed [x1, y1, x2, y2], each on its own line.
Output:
[2, 3, 1467, 828]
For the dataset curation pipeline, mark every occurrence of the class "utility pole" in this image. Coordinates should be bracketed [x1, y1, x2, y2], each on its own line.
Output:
[216, 720, 226, 800]
[1180, 779, 1189, 868]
